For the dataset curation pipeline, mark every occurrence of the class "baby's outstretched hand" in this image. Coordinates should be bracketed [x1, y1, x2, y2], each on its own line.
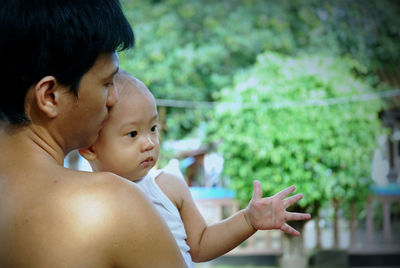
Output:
[243, 180, 311, 236]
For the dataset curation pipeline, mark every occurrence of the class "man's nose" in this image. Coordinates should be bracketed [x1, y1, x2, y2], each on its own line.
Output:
[106, 84, 117, 108]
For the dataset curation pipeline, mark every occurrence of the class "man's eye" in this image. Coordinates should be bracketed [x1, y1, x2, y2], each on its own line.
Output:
[128, 131, 137, 138]
[151, 125, 158, 132]
[105, 82, 114, 90]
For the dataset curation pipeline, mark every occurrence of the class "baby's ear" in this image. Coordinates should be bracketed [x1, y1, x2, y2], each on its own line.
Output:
[78, 146, 97, 162]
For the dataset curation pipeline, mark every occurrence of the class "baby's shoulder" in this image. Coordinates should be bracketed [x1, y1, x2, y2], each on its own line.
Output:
[156, 170, 188, 189]
[156, 171, 191, 208]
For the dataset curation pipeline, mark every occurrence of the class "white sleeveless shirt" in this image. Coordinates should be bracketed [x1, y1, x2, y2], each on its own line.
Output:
[137, 170, 194, 268]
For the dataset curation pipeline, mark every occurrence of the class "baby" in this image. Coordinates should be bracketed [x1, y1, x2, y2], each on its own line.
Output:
[79, 70, 311, 267]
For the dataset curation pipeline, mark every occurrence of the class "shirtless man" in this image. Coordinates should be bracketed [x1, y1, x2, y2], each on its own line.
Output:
[0, 1, 186, 267]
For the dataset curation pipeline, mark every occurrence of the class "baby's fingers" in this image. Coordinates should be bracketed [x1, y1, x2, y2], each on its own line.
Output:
[252, 180, 263, 201]
[283, 193, 303, 209]
[274, 185, 296, 200]
[285, 211, 311, 221]
[280, 223, 300, 236]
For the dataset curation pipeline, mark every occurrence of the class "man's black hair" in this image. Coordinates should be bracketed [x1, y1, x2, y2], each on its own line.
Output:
[0, 0, 134, 124]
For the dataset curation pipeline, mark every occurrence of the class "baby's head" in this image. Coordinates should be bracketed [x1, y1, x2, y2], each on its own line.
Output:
[79, 70, 159, 182]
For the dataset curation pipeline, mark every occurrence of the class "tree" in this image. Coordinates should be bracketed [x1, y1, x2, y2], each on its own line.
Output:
[119, 0, 399, 141]
[206, 51, 384, 245]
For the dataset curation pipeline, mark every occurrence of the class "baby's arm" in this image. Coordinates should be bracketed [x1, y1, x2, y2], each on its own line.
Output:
[157, 174, 310, 262]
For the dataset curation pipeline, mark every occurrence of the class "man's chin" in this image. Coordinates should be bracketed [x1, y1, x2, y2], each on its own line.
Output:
[84, 132, 100, 148]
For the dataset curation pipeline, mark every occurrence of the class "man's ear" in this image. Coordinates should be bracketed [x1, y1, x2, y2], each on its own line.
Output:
[78, 146, 97, 162]
[35, 76, 63, 118]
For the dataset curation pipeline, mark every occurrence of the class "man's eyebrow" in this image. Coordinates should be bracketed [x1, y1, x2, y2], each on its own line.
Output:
[113, 67, 120, 76]
[111, 67, 119, 79]
[104, 67, 119, 82]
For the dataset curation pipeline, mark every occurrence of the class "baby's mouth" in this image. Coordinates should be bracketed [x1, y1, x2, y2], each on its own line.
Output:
[140, 156, 154, 166]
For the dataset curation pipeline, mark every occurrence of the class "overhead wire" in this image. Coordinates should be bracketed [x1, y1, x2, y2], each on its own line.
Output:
[155, 89, 400, 110]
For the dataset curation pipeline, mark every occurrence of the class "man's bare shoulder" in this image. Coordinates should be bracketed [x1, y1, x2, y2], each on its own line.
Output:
[58, 169, 152, 229]
[58, 170, 187, 267]
[45, 169, 157, 242]
[0, 167, 168, 267]
[51, 169, 180, 265]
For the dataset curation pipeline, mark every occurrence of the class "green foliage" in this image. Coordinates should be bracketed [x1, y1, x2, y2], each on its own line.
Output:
[119, 0, 399, 139]
[206, 52, 383, 214]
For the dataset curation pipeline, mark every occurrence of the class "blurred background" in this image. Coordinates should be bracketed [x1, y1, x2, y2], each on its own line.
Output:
[66, 0, 400, 267]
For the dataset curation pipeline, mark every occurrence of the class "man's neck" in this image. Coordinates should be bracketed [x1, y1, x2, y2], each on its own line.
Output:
[0, 122, 65, 166]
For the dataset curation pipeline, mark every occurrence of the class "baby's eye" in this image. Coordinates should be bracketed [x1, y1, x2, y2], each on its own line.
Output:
[128, 131, 137, 138]
[151, 125, 158, 132]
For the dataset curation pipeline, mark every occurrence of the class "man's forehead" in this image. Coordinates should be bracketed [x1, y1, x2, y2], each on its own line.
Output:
[91, 52, 119, 78]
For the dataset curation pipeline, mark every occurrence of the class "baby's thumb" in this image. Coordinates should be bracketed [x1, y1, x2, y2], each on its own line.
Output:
[252, 180, 262, 201]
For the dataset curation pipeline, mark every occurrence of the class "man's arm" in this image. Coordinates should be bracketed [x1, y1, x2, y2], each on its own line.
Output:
[159, 175, 310, 262]
[97, 172, 187, 268]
